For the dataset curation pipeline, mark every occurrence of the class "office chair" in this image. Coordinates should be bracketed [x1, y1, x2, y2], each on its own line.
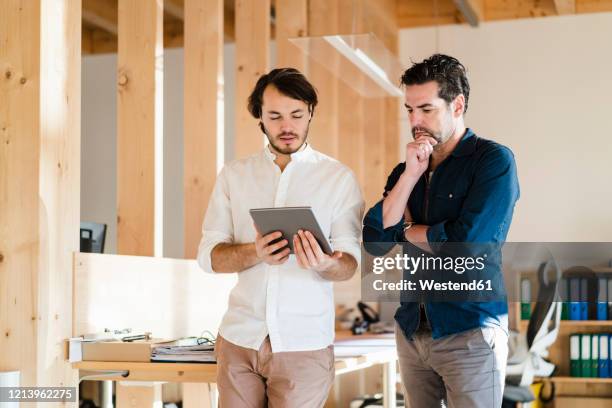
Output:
[504, 259, 562, 406]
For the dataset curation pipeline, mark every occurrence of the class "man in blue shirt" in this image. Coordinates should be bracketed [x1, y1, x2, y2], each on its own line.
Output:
[363, 54, 519, 408]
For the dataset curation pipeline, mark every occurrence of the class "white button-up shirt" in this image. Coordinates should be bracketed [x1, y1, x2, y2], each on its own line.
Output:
[197, 144, 364, 352]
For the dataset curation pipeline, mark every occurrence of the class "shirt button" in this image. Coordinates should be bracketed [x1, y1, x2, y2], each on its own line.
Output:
[449, 193, 453, 198]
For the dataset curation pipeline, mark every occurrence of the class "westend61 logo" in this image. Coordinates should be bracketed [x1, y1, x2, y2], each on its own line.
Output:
[372, 252, 487, 275]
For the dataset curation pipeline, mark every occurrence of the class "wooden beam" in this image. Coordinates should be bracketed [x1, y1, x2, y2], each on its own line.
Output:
[82, 0, 118, 35]
[453, 0, 484, 26]
[306, 0, 339, 158]
[165, 0, 238, 43]
[234, 0, 270, 159]
[1, 0, 80, 388]
[275, 0, 307, 70]
[116, 0, 164, 256]
[184, 0, 224, 259]
[554, 0, 576, 15]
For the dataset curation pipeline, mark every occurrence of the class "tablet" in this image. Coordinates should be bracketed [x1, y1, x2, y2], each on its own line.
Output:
[249, 206, 333, 255]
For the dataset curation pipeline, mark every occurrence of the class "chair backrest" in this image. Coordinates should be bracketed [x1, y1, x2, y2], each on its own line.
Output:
[526, 261, 560, 349]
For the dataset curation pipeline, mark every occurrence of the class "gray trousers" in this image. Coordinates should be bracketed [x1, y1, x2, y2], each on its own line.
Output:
[396, 322, 508, 408]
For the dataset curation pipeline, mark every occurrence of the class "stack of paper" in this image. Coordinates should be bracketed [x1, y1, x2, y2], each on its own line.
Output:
[151, 344, 216, 363]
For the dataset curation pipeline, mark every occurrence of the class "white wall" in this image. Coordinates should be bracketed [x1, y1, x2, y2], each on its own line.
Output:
[81, 54, 118, 253]
[399, 12, 612, 241]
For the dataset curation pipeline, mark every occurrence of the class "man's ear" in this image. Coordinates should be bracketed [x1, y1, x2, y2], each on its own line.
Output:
[259, 121, 266, 134]
[453, 95, 465, 117]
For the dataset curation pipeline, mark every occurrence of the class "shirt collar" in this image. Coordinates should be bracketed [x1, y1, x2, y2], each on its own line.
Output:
[451, 128, 477, 157]
[263, 142, 313, 162]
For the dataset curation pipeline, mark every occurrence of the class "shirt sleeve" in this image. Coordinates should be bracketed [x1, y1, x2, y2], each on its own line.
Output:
[362, 163, 406, 245]
[329, 170, 365, 263]
[196, 166, 234, 273]
[426, 145, 520, 250]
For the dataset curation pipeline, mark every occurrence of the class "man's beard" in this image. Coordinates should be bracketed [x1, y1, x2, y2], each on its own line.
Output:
[263, 123, 309, 155]
[412, 117, 455, 146]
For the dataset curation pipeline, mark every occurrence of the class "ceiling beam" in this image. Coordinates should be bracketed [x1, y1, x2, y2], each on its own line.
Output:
[162, 0, 236, 41]
[453, 0, 484, 27]
[82, 0, 118, 35]
[553, 0, 576, 15]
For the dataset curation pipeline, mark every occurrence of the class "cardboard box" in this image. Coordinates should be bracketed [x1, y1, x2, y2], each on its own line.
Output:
[81, 339, 162, 362]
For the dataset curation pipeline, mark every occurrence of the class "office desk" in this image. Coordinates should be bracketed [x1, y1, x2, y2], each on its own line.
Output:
[73, 332, 398, 408]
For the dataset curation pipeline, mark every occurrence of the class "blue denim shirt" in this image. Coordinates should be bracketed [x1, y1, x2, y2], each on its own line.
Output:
[363, 129, 520, 339]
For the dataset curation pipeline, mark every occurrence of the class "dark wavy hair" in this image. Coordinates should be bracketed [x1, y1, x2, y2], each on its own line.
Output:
[248, 68, 318, 119]
[400, 54, 470, 114]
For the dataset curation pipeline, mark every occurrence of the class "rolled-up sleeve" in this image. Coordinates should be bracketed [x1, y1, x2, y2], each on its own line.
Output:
[329, 170, 365, 263]
[363, 163, 406, 247]
[196, 167, 234, 273]
[427, 145, 520, 249]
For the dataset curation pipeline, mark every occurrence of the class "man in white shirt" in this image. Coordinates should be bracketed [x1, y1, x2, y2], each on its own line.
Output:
[197, 68, 364, 408]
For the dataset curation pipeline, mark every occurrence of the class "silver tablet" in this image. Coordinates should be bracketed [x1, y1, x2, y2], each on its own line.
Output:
[249, 206, 333, 255]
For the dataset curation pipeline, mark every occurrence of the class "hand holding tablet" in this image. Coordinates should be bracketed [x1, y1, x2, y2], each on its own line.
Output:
[249, 207, 333, 255]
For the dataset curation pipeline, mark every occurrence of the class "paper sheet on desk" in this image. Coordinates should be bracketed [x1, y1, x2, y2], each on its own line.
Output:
[151, 344, 216, 363]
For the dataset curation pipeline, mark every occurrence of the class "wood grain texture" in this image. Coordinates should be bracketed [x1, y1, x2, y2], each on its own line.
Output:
[0, 0, 80, 389]
[306, 0, 339, 158]
[275, 0, 308, 71]
[183, 0, 224, 259]
[234, 0, 270, 159]
[117, 0, 164, 256]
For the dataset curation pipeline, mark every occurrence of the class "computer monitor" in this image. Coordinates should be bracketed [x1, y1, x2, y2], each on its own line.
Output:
[80, 222, 107, 253]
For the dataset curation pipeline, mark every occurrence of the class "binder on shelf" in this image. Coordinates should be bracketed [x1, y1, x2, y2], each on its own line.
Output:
[591, 334, 599, 377]
[570, 333, 581, 377]
[559, 277, 569, 320]
[580, 334, 591, 377]
[580, 278, 588, 320]
[599, 334, 609, 378]
[608, 278, 612, 320]
[569, 278, 581, 320]
[520, 278, 531, 320]
[597, 277, 608, 320]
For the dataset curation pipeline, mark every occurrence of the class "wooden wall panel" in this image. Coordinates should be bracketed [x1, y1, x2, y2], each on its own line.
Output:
[183, 0, 224, 259]
[116, 0, 164, 256]
[306, 0, 339, 158]
[0, 0, 80, 389]
[276, 0, 308, 71]
[362, 99, 385, 208]
[384, 97, 401, 180]
[234, 0, 270, 159]
[0, 0, 41, 383]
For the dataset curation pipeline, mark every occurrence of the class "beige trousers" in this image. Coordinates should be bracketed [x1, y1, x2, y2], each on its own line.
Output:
[214, 335, 335, 408]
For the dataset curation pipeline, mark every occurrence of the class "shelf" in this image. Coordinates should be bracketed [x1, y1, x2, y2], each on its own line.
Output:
[536, 376, 612, 384]
[520, 320, 612, 328]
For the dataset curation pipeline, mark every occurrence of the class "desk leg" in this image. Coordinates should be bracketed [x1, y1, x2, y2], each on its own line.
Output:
[101, 381, 113, 408]
[209, 383, 218, 408]
[383, 361, 397, 408]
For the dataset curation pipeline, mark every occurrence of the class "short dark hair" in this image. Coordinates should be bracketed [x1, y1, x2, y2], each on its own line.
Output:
[248, 68, 318, 119]
[400, 54, 470, 114]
